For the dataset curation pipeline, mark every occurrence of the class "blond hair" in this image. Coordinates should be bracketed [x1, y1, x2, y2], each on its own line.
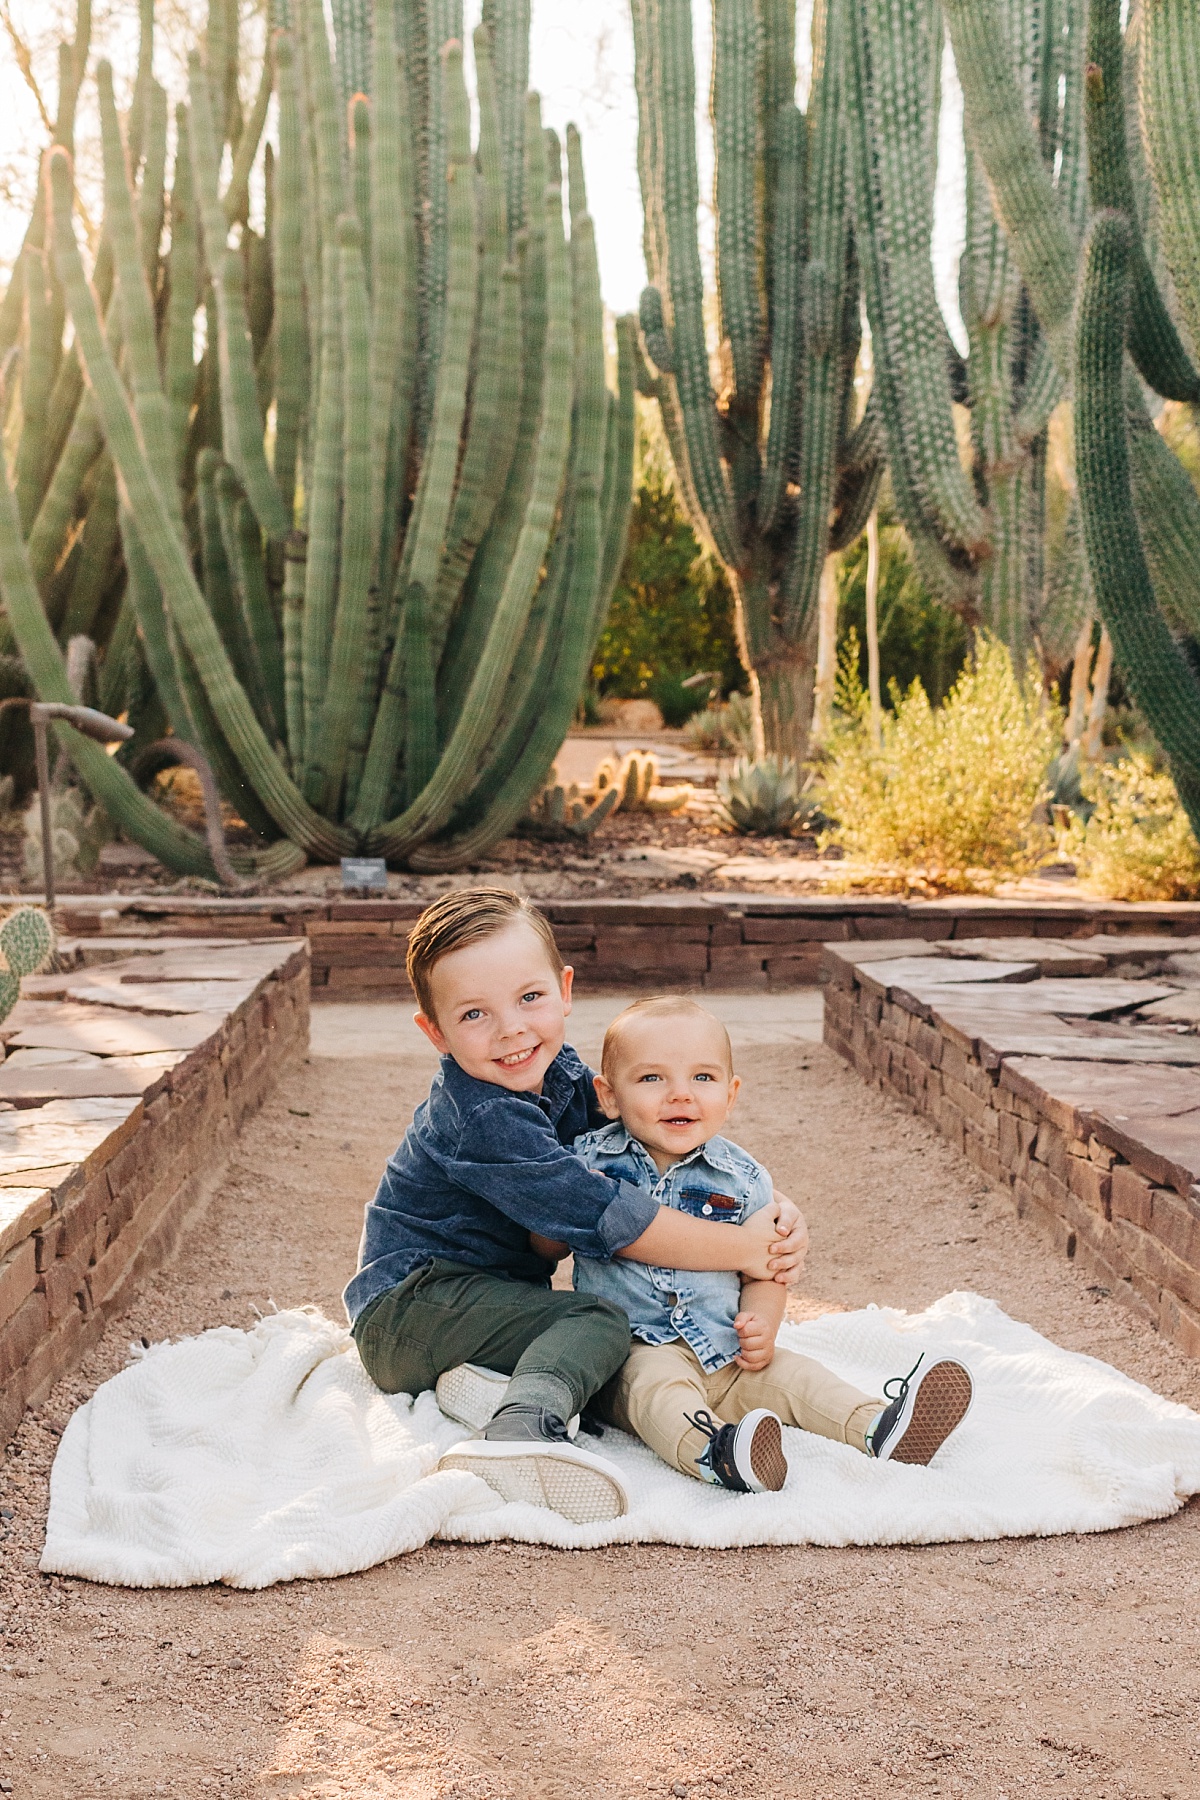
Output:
[600, 995, 734, 1080]
[406, 887, 563, 1017]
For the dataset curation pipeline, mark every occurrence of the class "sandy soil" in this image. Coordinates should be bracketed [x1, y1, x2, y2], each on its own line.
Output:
[0, 992, 1197, 1800]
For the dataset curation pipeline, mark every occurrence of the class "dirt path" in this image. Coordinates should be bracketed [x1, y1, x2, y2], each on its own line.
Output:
[1, 993, 1197, 1800]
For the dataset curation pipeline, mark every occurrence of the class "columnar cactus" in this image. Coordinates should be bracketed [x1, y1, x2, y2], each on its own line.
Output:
[0, 0, 634, 876]
[630, 0, 883, 758]
[841, 0, 1088, 666]
[943, 0, 1200, 832]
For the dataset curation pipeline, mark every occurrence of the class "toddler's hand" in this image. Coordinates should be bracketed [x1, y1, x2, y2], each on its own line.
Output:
[767, 1193, 809, 1284]
[734, 1310, 776, 1371]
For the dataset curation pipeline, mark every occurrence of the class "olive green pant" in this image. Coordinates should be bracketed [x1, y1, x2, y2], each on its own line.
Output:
[352, 1259, 631, 1421]
[603, 1338, 882, 1480]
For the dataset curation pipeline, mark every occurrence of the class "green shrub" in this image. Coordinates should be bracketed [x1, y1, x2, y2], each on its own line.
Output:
[1062, 754, 1200, 900]
[592, 437, 745, 716]
[684, 691, 756, 756]
[818, 636, 1060, 888]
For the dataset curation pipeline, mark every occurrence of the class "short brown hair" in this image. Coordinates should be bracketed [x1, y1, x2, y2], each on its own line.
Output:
[406, 886, 564, 1018]
[601, 995, 734, 1080]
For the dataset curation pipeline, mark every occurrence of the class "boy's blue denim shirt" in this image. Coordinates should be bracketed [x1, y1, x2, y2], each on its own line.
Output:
[343, 1045, 660, 1324]
[571, 1121, 773, 1373]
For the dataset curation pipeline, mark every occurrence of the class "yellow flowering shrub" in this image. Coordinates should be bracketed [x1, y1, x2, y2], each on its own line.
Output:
[817, 635, 1060, 890]
[1063, 753, 1200, 900]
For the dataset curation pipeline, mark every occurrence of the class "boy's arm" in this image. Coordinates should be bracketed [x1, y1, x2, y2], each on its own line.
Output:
[733, 1278, 786, 1371]
[529, 1231, 569, 1264]
[615, 1203, 797, 1282]
[453, 1098, 799, 1279]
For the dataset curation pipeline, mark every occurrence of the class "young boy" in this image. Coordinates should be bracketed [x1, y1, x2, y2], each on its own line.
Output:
[565, 996, 974, 1493]
[345, 888, 804, 1526]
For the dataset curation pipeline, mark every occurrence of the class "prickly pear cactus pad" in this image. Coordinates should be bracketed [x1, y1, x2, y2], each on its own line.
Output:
[0, 905, 56, 979]
[0, 905, 53, 1027]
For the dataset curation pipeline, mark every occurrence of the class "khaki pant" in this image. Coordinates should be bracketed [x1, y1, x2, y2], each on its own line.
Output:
[603, 1338, 882, 1481]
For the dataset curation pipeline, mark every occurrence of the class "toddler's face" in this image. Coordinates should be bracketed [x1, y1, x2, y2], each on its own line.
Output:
[595, 1012, 739, 1171]
[414, 920, 573, 1093]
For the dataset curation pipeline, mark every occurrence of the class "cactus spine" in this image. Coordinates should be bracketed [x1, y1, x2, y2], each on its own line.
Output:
[0, 0, 633, 874]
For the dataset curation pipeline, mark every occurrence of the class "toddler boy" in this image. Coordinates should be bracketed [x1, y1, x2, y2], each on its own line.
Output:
[344, 889, 804, 1525]
[570, 996, 974, 1492]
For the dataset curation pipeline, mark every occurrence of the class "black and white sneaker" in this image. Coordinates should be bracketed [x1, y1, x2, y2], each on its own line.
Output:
[435, 1363, 580, 1437]
[437, 1404, 627, 1524]
[868, 1355, 973, 1465]
[686, 1407, 788, 1494]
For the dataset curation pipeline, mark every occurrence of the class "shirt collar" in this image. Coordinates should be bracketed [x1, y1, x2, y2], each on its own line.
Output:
[438, 1043, 586, 1122]
[589, 1118, 740, 1177]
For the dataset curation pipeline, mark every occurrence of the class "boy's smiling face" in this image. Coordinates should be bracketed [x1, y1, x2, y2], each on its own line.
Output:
[414, 919, 574, 1093]
[594, 1009, 740, 1173]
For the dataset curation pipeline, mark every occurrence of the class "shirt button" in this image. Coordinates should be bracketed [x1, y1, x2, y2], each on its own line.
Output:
[701, 1203, 712, 1215]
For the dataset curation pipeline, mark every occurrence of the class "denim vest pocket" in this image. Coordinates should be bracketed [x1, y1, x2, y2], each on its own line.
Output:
[676, 1187, 743, 1222]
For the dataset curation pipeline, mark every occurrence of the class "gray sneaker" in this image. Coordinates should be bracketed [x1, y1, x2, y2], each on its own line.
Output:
[434, 1364, 579, 1437]
[437, 1404, 628, 1524]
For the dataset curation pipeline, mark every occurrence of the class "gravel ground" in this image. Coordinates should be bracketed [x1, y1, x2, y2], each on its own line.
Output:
[0, 992, 1196, 1800]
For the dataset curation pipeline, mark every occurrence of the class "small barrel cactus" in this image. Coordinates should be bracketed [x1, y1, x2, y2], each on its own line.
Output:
[718, 758, 808, 836]
[521, 771, 622, 841]
[23, 787, 112, 885]
[0, 904, 56, 1025]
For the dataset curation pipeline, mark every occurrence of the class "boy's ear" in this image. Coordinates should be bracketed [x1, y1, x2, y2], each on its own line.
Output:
[560, 963, 575, 1015]
[413, 1009, 449, 1054]
[725, 1073, 742, 1112]
[592, 1071, 622, 1119]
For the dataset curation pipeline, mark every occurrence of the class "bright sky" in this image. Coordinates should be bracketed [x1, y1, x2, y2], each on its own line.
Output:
[0, 0, 968, 342]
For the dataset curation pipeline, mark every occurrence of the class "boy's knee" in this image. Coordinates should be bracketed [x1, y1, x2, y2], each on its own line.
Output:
[579, 1295, 632, 1365]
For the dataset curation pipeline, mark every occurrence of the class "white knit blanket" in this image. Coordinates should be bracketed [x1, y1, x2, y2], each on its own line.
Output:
[41, 1292, 1200, 1589]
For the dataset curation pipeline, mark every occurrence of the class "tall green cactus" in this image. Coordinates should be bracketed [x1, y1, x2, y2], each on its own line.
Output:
[944, 0, 1200, 828]
[630, 0, 883, 758]
[0, 0, 633, 875]
[841, 0, 1088, 666]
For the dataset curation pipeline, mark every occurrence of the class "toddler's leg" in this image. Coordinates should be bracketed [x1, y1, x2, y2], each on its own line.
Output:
[603, 1341, 723, 1480]
[712, 1348, 881, 1453]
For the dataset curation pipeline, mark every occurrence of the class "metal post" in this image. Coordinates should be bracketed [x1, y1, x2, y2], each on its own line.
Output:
[31, 708, 54, 913]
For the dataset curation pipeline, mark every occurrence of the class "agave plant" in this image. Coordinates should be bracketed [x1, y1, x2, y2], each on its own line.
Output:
[717, 756, 808, 836]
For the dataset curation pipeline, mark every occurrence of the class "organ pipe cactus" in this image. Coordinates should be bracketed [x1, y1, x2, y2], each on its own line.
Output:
[0, 0, 634, 875]
[840, 0, 1089, 665]
[942, 0, 1200, 833]
[630, 0, 884, 759]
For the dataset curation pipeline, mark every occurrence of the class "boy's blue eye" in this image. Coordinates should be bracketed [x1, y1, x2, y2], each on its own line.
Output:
[461, 1008, 483, 1022]
[696, 1072, 715, 1082]
[520, 990, 543, 1003]
[638, 1073, 662, 1083]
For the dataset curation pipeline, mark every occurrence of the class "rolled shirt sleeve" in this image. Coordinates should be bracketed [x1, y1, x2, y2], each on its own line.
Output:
[452, 1092, 660, 1259]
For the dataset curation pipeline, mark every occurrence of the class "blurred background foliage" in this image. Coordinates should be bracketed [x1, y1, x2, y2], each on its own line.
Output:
[589, 419, 745, 727]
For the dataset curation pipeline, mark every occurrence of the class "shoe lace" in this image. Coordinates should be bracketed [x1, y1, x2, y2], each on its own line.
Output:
[881, 1353, 925, 1406]
[684, 1408, 721, 1445]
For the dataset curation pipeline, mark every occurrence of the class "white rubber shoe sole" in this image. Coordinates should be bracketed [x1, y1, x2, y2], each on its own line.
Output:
[434, 1364, 579, 1437]
[437, 1439, 629, 1524]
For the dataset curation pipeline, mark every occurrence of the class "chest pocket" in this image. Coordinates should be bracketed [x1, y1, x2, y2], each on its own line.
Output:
[677, 1187, 743, 1223]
